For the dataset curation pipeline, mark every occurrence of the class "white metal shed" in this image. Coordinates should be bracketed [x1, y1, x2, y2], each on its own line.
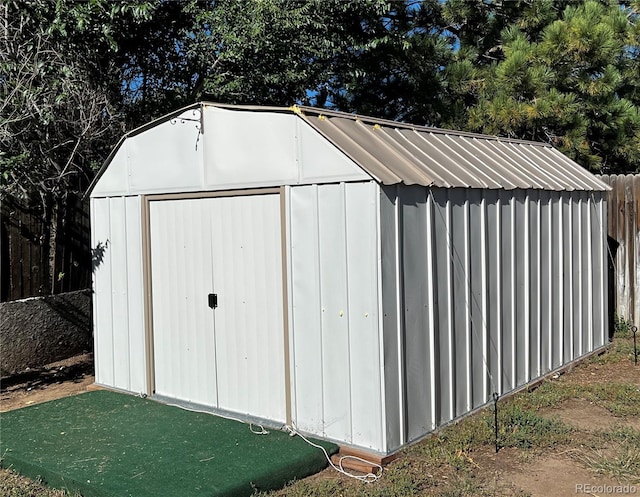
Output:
[90, 102, 611, 454]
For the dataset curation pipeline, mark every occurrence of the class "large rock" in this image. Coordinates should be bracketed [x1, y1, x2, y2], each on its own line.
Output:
[0, 289, 92, 375]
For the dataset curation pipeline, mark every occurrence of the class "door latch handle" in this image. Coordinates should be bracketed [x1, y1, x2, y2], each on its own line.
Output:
[208, 293, 218, 309]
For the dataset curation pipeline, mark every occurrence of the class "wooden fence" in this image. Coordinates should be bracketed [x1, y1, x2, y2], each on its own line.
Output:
[0, 195, 91, 302]
[598, 174, 640, 326]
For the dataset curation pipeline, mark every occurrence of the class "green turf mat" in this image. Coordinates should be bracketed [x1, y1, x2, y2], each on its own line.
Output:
[0, 391, 338, 497]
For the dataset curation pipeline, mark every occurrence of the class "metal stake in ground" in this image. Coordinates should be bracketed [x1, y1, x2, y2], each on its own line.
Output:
[493, 392, 500, 454]
[633, 325, 638, 366]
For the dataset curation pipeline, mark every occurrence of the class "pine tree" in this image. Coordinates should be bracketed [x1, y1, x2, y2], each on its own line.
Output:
[458, 1, 640, 173]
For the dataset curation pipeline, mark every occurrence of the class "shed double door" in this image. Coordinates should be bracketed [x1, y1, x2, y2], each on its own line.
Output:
[149, 193, 286, 423]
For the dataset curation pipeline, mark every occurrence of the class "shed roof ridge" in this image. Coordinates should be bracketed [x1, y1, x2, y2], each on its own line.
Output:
[198, 101, 552, 147]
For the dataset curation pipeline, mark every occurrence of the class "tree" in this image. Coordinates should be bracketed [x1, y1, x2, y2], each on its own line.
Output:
[1, 0, 415, 294]
[441, 0, 571, 128]
[456, 1, 640, 173]
[325, 0, 453, 124]
[0, 0, 154, 294]
[111, 0, 453, 125]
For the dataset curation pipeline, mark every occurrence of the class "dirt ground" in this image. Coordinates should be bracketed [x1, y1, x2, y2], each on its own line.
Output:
[467, 350, 640, 497]
[1, 349, 640, 496]
[0, 353, 95, 413]
[472, 397, 639, 497]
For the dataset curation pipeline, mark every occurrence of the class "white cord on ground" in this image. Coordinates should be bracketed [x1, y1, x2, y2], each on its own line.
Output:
[285, 425, 382, 483]
[249, 423, 269, 435]
[162, 402, 382, 481]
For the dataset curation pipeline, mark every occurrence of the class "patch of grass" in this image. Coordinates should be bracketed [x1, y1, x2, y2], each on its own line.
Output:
[613, 315, 636, 339]
[575, 445, 640, 484]
[437, 470, 497, 497]
[581, 383, 640, 417]
[603, 425, 640, 446]
[570, 415, 640, 484]
[491, 402, 573, 450]
[365, 461, 431, 496]
[271, 478, 347, 497]
[518, 381, 575, 410]
[591, 337, 638, 364]
[438, 474, 531, 497]
[520, 377, 640, 417]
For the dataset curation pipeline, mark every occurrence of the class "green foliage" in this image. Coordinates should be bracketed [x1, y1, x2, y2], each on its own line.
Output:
[3, 0, 640, 212]
[614, 315, 636, 338]
[0, 0, 154, 202]
[456, 0, 640, 173]
[526, 379, 640, 417]
[492, 402, 573, 449]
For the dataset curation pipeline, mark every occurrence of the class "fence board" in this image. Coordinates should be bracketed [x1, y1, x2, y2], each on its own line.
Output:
[599, 174, 640, 325]
[0, 195, 91, 302]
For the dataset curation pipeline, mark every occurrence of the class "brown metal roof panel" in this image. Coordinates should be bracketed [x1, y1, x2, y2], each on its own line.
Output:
[381, 129, 453, 187]
[487, 141, 556, 188]
[540, 147, 611, 191]
[392, 129, 478, 187]
[426, 134, 511, 189]
[326, 117, 432, 185]
[304, 115, 403, 184]
[296, 105, 547, 145]
[410, 132, 494, 188]
[479, 139, 560, 190]
[514, 144, 584, 191]
[420, 133, 494, 188]
[437, 134, 524, 189]
[501, 143, 576, 190]
[368, 127, 441, 185]
[526, 145, 594, 190]
[469, 139, 545, 189]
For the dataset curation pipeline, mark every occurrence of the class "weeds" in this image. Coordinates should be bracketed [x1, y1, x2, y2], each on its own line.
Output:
[613, 315, 636, 339]
[519, 380, 640, 417]
[571, 424, 640, 484]
[491, 402, 573, 449]
[583, 383, 640, 417]
[602, 426, 640, 446]
[574, 445, 640, 484]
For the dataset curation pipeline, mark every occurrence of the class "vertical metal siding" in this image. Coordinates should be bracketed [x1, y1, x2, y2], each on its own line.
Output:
[344, 183, 384, 447]
[401, 186, 434, 440]
[381, 186, 608, 452]
[289, 181, 383, 450]
[92, 197, 114, 387]
[125, 197, 146, 391]
[91, 196, 146, 393]
[289, 185, 324, 434]
[379, 186, 403, 450]
[109, 198, 131, 388]
[317, 184, 352, 443]
[528, 191, 541, 380]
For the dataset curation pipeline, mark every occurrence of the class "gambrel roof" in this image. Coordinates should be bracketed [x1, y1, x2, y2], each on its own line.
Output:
[90, 102, 610, 197]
